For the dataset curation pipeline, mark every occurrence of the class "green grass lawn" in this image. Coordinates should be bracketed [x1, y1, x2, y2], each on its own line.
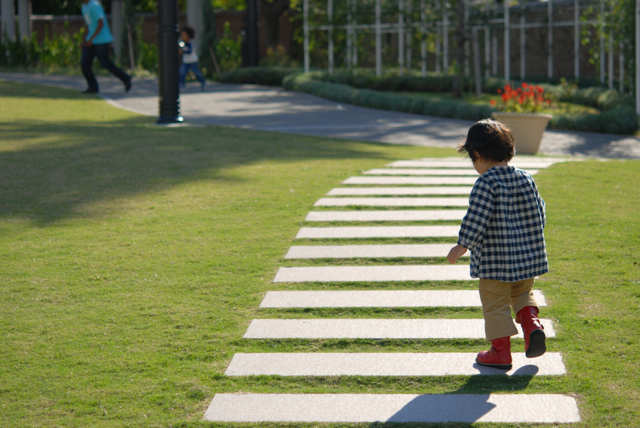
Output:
[394, 91, 599, 115]
[0, 80, 639, 428]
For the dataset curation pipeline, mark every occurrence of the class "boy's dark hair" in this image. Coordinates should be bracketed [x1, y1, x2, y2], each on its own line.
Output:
[181, 26, 196, 39]
[458, 119, 515, 162]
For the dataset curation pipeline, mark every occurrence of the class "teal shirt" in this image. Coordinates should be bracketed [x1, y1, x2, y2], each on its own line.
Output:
[81, 0, 113, 45]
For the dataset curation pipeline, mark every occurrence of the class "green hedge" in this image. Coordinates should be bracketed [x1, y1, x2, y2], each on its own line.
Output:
[219, 67, 300, 86]
[283, 72, 496, 122]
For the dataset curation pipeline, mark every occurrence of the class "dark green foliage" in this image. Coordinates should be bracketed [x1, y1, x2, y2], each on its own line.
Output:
[119, 0, 142, 69]
[199, 0, 218, 77]
[283, 73, 496, 122]
[220, 67, 301, 86]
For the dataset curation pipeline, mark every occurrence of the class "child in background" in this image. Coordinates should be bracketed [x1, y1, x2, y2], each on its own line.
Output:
[447, 119, 548, 371]
[179, 26, 206, 91]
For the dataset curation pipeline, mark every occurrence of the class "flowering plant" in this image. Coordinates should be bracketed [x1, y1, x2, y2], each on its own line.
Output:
[490, 83, 551, 113]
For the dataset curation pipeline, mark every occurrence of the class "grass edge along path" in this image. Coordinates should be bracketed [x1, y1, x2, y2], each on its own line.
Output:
[0, 81, 638, 427]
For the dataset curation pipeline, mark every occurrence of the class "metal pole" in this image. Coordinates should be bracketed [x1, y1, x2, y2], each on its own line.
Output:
[443, 2, 449, 72]
[492, 28, 498, 76]
[485, 27, 490, 78]
[399, 0, 404, 75]
[574, 0, 580, 78]
[421, 0, 427, 76]
[376, 0, 382, 76]
[520, 11, 525, 79]
[111, 0, 123, 58]
[504, 0, 510, 81]
[406, 7, 412, 71]
[464, 0, 469, 76]
[636, 0, 640, 114]
[186, 0, 202, 54]
[347, 0, 352, 70]
[620, 39, 625, 93]
[436, 0, 441, 73]
[600, 0, 605, 83]
[609, 29, 614, 89]
[328, 0, 334, 74]
[157, 0, 182, 123]
[548, 0, 553, 79]
[473, 27, 481, 96]
[304, 0, 309, 72]
[245, 0, 259, 67]
[352, 0, 358, 68]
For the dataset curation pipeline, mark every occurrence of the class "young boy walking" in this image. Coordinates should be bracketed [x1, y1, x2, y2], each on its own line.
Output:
[179, 26, 206, 91]
[448, 119, 548, 370]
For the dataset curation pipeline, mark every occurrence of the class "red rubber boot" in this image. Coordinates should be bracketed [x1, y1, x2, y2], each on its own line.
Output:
[476, 336, 512, 370]
[517, 306, 546, 358]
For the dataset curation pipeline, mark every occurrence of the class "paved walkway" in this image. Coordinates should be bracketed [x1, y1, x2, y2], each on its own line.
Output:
[1, 72, 639, 159]
[203, 158, 580, 423]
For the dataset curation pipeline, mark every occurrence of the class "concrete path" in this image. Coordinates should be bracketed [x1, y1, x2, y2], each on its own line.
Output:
[225, 352, 565, 376]
[296, 225, 460, 238]
[284, 243, 468, 258]
[1, 72, 638, 159]
[305, 210, 467, 221]
[273, 265, 473, 282]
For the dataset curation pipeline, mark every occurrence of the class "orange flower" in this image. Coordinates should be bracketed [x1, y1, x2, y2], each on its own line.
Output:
[490, 100, 497, 106]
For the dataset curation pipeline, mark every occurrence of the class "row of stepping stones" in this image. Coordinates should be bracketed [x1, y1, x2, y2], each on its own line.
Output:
[203, 157, 581, 424]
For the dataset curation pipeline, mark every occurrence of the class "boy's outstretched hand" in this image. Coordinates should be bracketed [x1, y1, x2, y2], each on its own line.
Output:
[447, 244, 467, 264]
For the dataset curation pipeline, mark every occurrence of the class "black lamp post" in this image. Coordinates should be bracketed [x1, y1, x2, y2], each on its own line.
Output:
[243, 0, 259, 67]
[157, 0, 183, 123]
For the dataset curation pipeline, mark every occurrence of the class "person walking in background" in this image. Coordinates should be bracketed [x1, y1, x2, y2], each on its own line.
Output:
[179, 26, 206, 91]
[80, 0, 132, 94]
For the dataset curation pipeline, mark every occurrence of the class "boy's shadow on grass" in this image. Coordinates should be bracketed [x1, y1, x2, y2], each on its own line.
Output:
[370, 365, 539, 427]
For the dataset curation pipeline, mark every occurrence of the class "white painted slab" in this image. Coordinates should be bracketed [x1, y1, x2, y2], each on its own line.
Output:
[343, 177, 478, 185]
[273, 265, 472, 282]
[225, 352, 565, 376]
[314, 197, 469, 207]
[284, 244, 467, 259]
[389, 161, 554, 169]
[296, 226, 460, 239]
[417, 156, 572, 163]
[260, 290, 547, 308]
[326, 187, 473, 195]
[365, 168, 538, 176]
[203, 393, 580, 422]
[243, 318, 556, 339]
[305, 210, 467, 222]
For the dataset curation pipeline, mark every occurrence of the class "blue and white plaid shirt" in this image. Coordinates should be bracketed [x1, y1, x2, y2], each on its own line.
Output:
[458, 166, 549, 282]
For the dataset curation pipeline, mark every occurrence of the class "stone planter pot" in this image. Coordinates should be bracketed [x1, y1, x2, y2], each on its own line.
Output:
[491, 112, 553, 155]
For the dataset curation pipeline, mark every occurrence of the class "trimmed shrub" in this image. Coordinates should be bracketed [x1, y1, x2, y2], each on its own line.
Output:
[220, 67, 300, 86]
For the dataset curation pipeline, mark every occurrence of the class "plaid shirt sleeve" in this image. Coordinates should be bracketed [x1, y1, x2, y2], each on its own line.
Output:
[457, 178, 494, 251]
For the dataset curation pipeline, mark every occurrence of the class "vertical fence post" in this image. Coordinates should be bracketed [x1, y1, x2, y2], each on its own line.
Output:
[1, 0, 15, 42]
[520, 10, 525, 79]
[304, 0, 310, 73]
[443, 1, 449, 72]
[352, 0, 358, 68]
[504, 0, 510, 81]
[485, 27, 490, 78]
[548, 0, 553, 78]
[328, 0, 334, 74]
[398, 0, 405, 75]
[574, 0, 580, 78]
[376, 0, 382, 76]
[600, 0, 605, 83]
[18, 0, 31, 40]
[421, 0, 427, 76]
[636, 0, 640, 115]
[492, 28, 498, 76]
[436, 0, 441, 73]
[347, 0, 352, 69]
[473, 27, 482, 96]
[619, 40, 625, 93]
[464, 0, 470, 76]
[609, 29, 614, 89]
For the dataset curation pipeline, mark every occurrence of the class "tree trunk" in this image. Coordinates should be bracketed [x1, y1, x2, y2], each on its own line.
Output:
[453, 0, 465, 98]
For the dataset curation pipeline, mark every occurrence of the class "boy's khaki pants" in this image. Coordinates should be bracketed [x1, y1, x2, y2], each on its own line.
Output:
[479, 278, 539, 341]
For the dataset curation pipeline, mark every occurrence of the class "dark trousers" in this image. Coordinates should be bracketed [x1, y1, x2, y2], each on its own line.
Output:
[179, 62, 206, 87]
[81, 43, 130, 91]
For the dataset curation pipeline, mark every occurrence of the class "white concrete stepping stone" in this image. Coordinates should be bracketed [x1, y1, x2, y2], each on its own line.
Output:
[296, 226, 460, 239]
[273, 265, 472, 282]
[343, 177, 478, 185]
[225, 352, 565, 376]
[203, 393, 580, 423]
[365, 168, 539, 176]
[418, 156, 571, 163]
[285, 244, 467, 259]
[315, 197, 469, 207]
[260, 290, 547, 308]
[243, 318, 556, 339]
[305, 210, 467, 222]
[389, 160, 554, 169]
[326, 187, 473, 195]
